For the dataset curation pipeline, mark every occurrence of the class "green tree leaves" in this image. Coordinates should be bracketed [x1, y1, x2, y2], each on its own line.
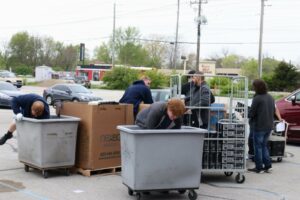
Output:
[2, 31, 79, 74]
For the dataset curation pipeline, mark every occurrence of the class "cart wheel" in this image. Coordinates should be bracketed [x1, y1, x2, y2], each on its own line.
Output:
[136, 192, 141, 200]
[65, 168, 70, 176]
[42, 170, 49, 179]
[235, 173, 245, 184]
[24, 165, 29, 172]
[224, 172, 233, 176]
[178, 189, 186, 194]
[128, 188, 134, 196]
[277, 157, 283, 162]
[188, 190, 197, 200]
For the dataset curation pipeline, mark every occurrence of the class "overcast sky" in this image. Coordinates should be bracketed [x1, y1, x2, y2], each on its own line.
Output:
[1, 0, 300, 64]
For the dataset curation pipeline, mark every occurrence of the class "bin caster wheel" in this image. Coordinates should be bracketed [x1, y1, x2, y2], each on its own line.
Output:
[65, 169, 70, 176]
[136, 192, 141, 200]
[128, 188, 134, 196]
[224, 172, 233, 176]
[188, 190, 197, 200]
[235, 173, 245, 184]
[42, 170, 49, 179]
[277, 157, 282, 162]
[178, 189, 186, 194]
[24, 165, 29, 172]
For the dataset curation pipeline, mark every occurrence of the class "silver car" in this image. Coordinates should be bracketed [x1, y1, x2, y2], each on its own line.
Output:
[43, 83, 101, 105]
[0, 81, 24, 107]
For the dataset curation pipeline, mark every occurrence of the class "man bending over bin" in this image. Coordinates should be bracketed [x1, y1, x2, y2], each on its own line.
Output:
[135, 98, 186, 129]
[0, 94, 50, 145]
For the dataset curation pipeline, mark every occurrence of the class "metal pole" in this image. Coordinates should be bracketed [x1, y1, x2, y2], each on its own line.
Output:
[258, 0, 265, 78]
[196, 1, 202, 70]
[173, 0, 180, 69]
[112, 3, 116, 67]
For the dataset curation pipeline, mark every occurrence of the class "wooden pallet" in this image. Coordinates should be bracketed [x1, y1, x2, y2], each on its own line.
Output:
[76, 166, 121, 177]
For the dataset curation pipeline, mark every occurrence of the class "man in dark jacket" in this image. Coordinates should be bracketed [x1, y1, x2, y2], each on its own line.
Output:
[181, 70, 196, 96]
[185, 71, 214, 129]
[135, 98, 185, 129]
[0, 94, 50, 145]
[119, 76, 153, 118]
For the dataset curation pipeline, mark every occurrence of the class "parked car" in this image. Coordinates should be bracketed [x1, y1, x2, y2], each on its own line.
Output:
[74, 76, 91, 88]
[0, 70, 23, 88]
[0, 81, 24, 107]
[43, 83, 102, 105]
[151, 89, 171, 102]
[276, 89, 300, 143]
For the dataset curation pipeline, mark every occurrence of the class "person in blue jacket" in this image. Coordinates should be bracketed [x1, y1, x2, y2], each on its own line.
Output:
[0, 94, 50, 145]
[119, 76, 153, 118]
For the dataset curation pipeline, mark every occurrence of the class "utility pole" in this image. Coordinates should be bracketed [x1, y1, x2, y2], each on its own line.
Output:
[258, 0, 266, 78]
[196, 1, 202, 70]
[173, 0, 180, 69]
[112, 3, 116, 68]
[191, 0, 207, 70]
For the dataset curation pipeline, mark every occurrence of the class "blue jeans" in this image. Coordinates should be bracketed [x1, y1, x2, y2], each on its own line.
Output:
[253, 130, 272, 170]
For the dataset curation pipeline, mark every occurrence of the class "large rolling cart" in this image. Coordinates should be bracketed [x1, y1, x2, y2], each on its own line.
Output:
[117, 125, 207, 200]
[171, 74, 248, 184]
[16, 115, 80, 178]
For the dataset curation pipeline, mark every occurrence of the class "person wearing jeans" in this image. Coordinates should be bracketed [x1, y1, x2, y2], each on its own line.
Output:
[248, 79, 275, 173]
[253, 130, 272, 172]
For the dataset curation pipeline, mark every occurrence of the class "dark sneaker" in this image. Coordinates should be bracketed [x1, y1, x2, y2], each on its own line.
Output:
[0, 133, 13, 145]
[248, 168, 264, 174]
[264, 166, 273, 173]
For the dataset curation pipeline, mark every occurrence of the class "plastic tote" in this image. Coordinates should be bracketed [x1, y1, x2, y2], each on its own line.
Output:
[16, 115, 80, 178]
[117, 125, 207, 200]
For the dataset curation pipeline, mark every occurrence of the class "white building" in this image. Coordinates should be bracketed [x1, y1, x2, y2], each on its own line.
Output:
[35, 66, 53, 81]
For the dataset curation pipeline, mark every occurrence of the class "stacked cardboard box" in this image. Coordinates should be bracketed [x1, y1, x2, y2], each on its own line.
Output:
[60, 102, 134, 170]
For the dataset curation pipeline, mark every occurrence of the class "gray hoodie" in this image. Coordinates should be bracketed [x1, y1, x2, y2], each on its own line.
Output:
[135, 102, 182, 129]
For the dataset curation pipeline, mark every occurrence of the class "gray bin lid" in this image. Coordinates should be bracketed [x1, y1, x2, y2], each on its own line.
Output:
[117, 125, 208, 135]
[19, 115, 80, 123]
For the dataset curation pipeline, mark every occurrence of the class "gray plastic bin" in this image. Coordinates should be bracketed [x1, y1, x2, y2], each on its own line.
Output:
[117, 125, 207, 200]
[16, 115, 80, 178]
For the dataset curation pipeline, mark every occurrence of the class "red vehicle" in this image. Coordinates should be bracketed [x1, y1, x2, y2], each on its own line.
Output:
[276, 89, 300, 143]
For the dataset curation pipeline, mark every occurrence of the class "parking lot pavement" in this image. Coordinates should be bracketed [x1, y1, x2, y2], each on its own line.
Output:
[1, 86, 299, 200]
[0, 107, 299, 200]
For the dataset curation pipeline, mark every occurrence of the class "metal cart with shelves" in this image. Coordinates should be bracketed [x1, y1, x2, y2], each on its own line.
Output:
[269, 120, 288, 162]
[171, 74, 249, 184]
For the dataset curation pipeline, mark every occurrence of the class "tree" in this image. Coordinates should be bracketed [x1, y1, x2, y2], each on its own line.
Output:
[143, 35, 168, 68]
[269, 61, 299, 91]
[241, 58, 258, 82]
[261, 57, 280, 76]
[221, 54, 245, 68]
[8, 32, 32, 68]
[94, 43, 111, 64]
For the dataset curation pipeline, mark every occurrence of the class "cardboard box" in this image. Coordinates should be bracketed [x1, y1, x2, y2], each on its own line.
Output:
[60, 102, 134, 170]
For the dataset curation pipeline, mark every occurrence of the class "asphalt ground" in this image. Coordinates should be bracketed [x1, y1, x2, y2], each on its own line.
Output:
[0, 86, 299, 200]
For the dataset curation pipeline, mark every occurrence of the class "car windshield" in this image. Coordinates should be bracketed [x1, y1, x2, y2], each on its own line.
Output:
[68, 85, 90, 93]
[0, 82, 18, 91]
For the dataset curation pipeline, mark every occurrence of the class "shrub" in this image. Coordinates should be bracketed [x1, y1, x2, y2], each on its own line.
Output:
[144, 70, 169, 89]
[15, 65, 33, 75]
[102, 67, 139, 90]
